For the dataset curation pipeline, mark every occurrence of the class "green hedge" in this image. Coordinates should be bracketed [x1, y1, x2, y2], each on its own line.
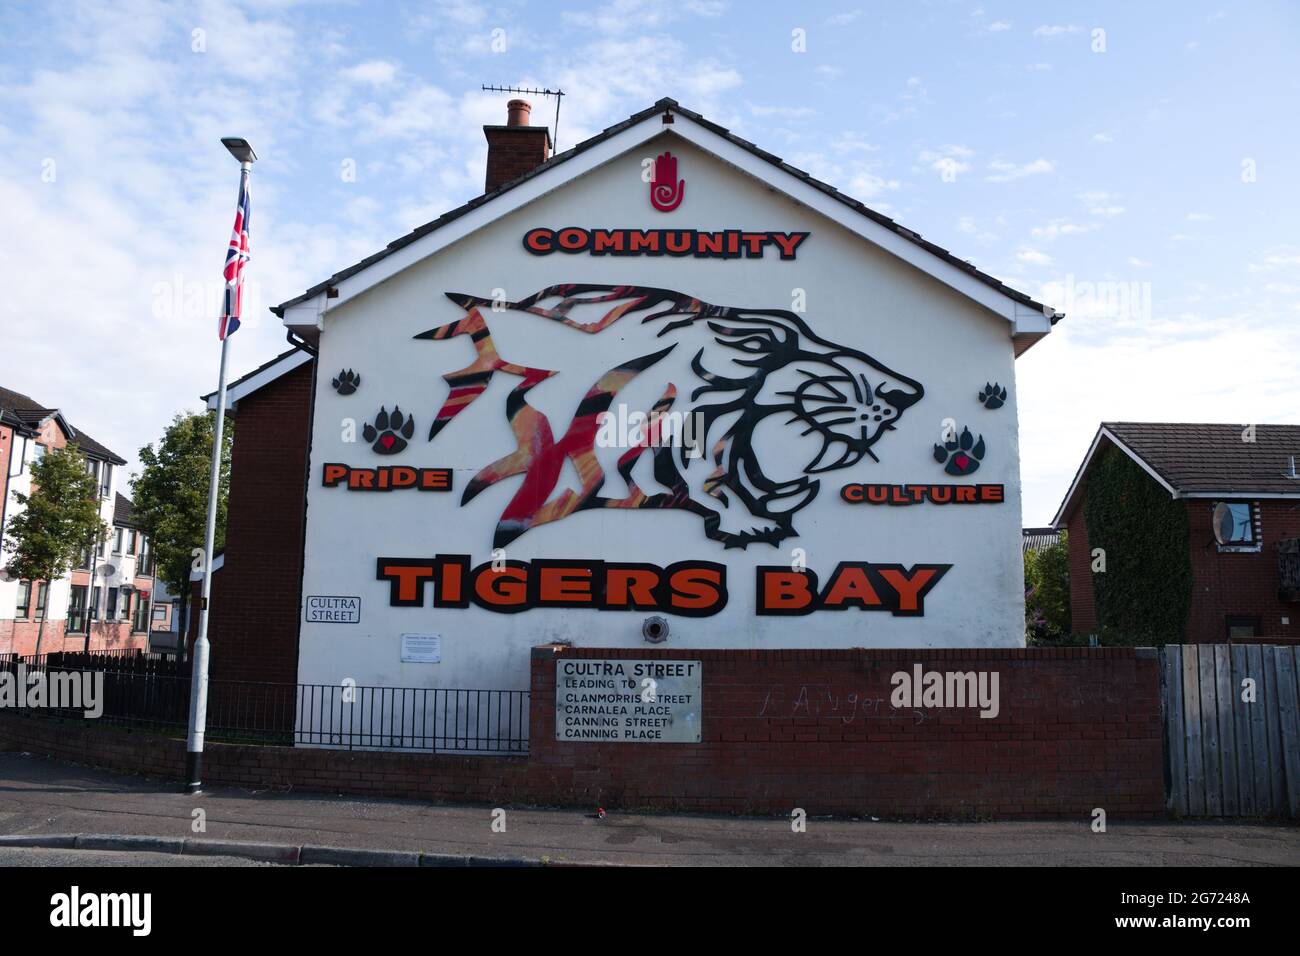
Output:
[1082, 444, 1191, 645]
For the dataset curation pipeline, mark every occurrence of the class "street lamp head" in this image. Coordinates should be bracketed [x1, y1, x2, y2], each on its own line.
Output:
[221, 137, 258, 164]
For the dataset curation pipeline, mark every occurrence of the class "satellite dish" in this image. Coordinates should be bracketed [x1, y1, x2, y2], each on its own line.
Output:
[99, 563, 116, 577]
[1211, 503, 1235, 546]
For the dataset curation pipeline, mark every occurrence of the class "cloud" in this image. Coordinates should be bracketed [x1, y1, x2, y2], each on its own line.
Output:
[1031, 220, 1098, 241]
[985, 157, 1053, 182]
[1080, 190, 1126, 217]
[341, 60, 399, 86]
[918, 144, 973, 179]
[1017, 247, 1053, 266]
[1032, 24, 1080, 38]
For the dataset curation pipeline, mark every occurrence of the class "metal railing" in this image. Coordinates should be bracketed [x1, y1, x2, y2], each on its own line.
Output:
[0, 654, 529, 754]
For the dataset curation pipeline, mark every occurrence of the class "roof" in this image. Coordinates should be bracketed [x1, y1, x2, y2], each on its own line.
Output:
[1053, 422, 1300, 526]
[0, 385, 126, 464]
[1022, 527, 1062, 553]
[114, 492, 138, 528]
[202, 346, 314, 412]
[272, 98, 1061, 353]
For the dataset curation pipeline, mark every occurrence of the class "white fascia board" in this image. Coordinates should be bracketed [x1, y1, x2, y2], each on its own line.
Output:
[285, 112, 1048, 335]
[1181, 491, 1300, 499]
[207, 350, 313, 412]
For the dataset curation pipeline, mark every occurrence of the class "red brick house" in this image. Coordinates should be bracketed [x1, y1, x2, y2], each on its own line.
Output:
[0, 386, 157, 655]
[187, 347, 315, 683]
[1054, 422, 1300, 644]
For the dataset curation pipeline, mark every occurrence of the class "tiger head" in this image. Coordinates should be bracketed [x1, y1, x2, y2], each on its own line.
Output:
[417, 284, 923, 549]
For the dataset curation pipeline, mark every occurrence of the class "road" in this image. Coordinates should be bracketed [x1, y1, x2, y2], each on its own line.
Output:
[0, 752, 1295, 866]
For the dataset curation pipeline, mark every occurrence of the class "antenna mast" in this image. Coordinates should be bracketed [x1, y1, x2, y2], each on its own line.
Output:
[481, 84, 566, 152]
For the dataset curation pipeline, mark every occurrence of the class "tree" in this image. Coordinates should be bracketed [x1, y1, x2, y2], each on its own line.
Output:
[130, 412, 233, 657]
[1024, 532, 1071, 644]
[3, 445, 107, 657]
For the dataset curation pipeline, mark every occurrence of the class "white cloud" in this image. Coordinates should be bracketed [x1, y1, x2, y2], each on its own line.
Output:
[986, 21, 1012, 32]
[985, 157, 1053, 182]
[1031, 220, 1098, 241]
[341, 60, 399, 86]
[1091, 132, 1114, 143]
[1080, 191, 1126, 217]
[1032, 24, 1080, 38]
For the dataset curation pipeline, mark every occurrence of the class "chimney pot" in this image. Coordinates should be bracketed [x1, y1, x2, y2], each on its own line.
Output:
[507, 99, 532, 126]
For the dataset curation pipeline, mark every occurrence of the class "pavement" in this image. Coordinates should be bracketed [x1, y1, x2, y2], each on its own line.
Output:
[0, 752, 1296, 866]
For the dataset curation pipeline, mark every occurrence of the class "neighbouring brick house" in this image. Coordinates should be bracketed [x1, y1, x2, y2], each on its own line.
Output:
[187, 347, 315, 684]
[1053, 422, 1300, 644]
[0, 386, 157, 654]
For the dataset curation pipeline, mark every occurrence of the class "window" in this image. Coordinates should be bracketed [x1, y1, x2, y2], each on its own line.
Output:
[113, 528, 123, 554]
[132, 593, 148, 632]
[100, 463, 112, 498]
[34, 582, 48, 621]
[120, 589, 131, 621]
[15, 580, 31, 619]
[32, 443, 46, 463]
[106, 587, 118, 619]
[127, 530, 137, 555]
[138, 538, 151, 575]
[1226, 615, 1261, 640]
[1215, 501, 1258, 550]
[76, 544, 94, 570]
[90, 586, 101, 623]
[152, 606, 167, 621]
[66, 585, 88, 634]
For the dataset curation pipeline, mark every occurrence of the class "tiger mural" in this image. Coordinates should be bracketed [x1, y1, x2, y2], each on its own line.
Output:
[415, 284, 923, 549]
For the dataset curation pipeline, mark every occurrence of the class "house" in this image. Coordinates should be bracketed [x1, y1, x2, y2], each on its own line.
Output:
[0, 387, 157, 655]
[1053, 422, 1300, 644]
[1022, 527, 1062, 554]
[197, 96, 1062, 695]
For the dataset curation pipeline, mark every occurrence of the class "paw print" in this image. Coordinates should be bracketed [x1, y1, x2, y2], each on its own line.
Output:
[933, 426, 985, 476]
[977, 382, 1007, 409]
[332, 369, 361, 395]
[363, 406, 414, 455]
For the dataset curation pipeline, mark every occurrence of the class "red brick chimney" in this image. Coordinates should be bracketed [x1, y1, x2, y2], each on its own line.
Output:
[483, 99, 552, 193]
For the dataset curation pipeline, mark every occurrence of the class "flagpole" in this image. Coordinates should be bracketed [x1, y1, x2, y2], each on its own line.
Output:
[186, 145, 254, 794]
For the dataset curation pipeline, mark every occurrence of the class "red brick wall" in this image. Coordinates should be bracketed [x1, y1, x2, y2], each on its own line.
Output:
[0, 646, 1166, 820]
[1064, 476, 1299, 644]
[1185, 499, 1300, 644]
[197, 359, 315, 684]
[484, 127, 550, 192]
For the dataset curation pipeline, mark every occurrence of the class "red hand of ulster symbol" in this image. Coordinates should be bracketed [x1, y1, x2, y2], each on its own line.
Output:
[650, 150, 684, 211]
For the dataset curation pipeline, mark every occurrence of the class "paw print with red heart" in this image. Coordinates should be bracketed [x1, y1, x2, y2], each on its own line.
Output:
[933, 426, 985, 476]
[363, 406, 415, 455]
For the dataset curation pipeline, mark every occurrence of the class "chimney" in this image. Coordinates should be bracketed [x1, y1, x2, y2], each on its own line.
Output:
[483, 99, 552, 193]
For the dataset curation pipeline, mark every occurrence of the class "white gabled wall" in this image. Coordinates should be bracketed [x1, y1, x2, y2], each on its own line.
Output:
[297, 135, 1028, 693]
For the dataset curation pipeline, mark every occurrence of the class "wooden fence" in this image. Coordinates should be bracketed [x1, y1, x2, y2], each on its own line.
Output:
[1161, 644, 1300, 818]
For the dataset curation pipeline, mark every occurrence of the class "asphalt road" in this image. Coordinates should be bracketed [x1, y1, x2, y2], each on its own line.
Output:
[0, 751, 1296, 866]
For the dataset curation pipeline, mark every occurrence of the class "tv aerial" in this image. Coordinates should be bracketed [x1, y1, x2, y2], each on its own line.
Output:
[481, 84, 565, 151]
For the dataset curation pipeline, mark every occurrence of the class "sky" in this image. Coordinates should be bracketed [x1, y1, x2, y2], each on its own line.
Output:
[1, 0, 1297, 525]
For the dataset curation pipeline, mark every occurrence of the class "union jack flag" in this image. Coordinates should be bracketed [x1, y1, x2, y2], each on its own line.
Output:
[219, 170, 251, 340]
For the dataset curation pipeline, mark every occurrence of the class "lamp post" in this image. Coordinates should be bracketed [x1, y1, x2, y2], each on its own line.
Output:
[185, 136, 256, 794]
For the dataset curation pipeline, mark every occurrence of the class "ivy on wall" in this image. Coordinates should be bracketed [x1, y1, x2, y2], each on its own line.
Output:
[1083, 445, 1192, 644]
